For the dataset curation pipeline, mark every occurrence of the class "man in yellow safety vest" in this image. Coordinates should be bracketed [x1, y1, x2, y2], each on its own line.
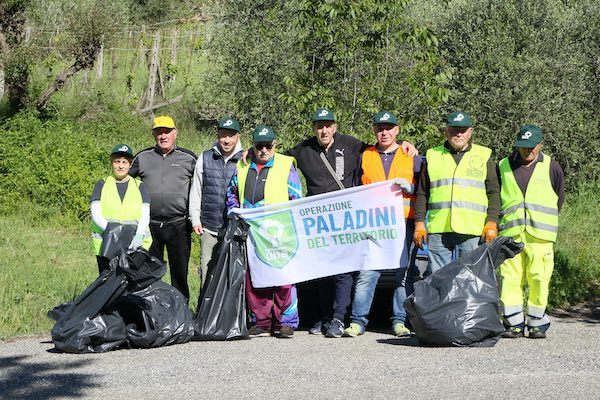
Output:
[414, 111, 500, 274]
[498, 125, 564, 339]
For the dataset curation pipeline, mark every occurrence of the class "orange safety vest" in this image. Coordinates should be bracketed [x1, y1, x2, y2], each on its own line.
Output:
[361, 146, 415, 219]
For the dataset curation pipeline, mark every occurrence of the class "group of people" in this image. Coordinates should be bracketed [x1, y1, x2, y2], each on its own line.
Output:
[90, 108, 564, 341]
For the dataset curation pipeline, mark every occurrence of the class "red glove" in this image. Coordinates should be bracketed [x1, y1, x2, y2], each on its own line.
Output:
[414, 222, 427, 249]
[482, 221, 498, 243]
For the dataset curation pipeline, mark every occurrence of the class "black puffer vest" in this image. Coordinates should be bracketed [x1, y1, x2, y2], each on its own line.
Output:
[200, 147, 243, 231]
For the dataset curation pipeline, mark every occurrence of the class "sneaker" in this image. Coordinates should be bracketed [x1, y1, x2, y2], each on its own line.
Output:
[325, 318, 345, 338]
[343, 322, 365, 338]
[309, 320, 330, 335]
[273, 326, 294, 338]
[528, 327, 547, 339]
[392, 322, 411, 337]
[501, 326, 524, 339]
[248, 325, 270, 337]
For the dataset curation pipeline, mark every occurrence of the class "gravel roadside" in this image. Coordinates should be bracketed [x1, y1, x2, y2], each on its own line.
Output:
[1, 315, 598, 400]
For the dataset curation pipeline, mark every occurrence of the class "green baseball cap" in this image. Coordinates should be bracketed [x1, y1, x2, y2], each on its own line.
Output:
[373, 111, 398, 126]
[447, 111, 472, 127]
[218, 117, 240, 132]
[312, 108, 336, 122]
[111, 144, 134, 158]
[515, 125, 543, 148]
[252, 125, 276, 142]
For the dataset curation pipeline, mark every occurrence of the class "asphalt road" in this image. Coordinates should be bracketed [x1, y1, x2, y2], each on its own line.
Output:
[1, 315, 599, 400]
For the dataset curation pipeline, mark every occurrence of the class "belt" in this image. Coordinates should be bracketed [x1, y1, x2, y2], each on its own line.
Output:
[150, 215, 188, 227]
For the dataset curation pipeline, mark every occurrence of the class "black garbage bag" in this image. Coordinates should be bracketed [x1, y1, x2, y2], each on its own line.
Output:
[48, 248, 166, 353]
[113, 281, 195, 348]
[194, 214, 249, 341]
[100, 223, 136, 260]
[404, 237, 523, 347]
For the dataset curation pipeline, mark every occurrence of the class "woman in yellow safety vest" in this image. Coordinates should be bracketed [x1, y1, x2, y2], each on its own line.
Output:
[90, 144, 152, 273]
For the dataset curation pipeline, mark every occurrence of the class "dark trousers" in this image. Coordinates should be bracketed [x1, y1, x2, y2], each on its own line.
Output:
[149, 218, 192, 300]
[317, 272, 353, 321]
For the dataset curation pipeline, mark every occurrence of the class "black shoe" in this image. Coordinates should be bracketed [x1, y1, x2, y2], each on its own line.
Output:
[248, 325, 270, 337]
[325, 318, 345, 338]
[528, 327, 547, 339]
[501, 326, 524, 338]
[273, 326, 294, 339]
[309, 320, 330, 335]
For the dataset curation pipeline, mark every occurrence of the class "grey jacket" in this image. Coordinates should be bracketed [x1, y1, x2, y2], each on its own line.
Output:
[130, 146, 197, 221]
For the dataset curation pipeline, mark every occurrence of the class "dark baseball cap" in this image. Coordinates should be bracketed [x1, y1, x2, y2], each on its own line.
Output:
[447, 111, 472, 127]
[252, 125, 276, 142]
[373, 111, 398, 126]
[111, 144, 134, 158]
[515, 125, 543, 148]
[312, 108, 336, 122]
[218, 117, 240, 132]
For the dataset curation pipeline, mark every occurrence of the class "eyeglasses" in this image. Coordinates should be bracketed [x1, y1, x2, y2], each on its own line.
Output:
[254, 142, 274, 150]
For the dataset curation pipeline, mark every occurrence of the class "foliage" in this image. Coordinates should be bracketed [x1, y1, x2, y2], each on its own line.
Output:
[0, 110, 213, 219]
[551, 180, 600, 307]
[408, 0, 600, 185]
[0, 0, 33, 113]
[128, 0, 203, 25]
[194, 0, 450, 148]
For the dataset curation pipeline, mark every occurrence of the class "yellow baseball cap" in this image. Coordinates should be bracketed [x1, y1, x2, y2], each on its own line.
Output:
[152, 116, 176, 129]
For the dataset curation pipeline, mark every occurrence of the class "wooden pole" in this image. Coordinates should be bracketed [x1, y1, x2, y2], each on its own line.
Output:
[96, 44, 104, 80]
[146, 31, 161, 110]
[170, 27, 178, 82]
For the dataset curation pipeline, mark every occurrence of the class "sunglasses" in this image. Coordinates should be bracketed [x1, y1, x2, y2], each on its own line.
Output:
[254, 142, 274, 150]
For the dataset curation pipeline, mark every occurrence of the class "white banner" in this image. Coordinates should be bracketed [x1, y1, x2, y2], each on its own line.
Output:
[232, 180, 406, 288]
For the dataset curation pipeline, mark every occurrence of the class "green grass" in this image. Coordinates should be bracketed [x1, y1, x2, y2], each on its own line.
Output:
[551, 180, 600, 307]
[0, 205, 201, 340]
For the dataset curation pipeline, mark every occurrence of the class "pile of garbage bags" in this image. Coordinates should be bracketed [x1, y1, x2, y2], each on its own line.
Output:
[48, 249, 195, 353]
[405, 237, 524, 347]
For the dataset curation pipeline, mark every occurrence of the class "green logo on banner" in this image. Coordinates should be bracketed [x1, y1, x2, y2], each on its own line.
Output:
[247, 210, 298, 269]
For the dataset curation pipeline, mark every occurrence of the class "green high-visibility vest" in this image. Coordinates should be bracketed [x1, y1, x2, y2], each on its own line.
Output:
[91, 176, 152, 255]
[498, 155, 558, 242]
[237, 154, 294, 208]
[426, 144, 491, 235]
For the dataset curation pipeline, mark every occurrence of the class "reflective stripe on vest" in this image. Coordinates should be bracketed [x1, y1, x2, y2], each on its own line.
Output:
[237, 154, 294, 207]
[426, 144, 491, 235]
[360, 146, 416, 219]
[91, 176, 152, 255]
[498, 156, 558, 242]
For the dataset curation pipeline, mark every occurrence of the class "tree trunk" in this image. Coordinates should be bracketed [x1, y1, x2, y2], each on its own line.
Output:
[36, 61, 85, 111]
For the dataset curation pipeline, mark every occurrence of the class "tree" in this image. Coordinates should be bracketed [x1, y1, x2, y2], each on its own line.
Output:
[33, 0, 129, 111]
[0, 0, 32, 114]
[194, 0, 450, 147]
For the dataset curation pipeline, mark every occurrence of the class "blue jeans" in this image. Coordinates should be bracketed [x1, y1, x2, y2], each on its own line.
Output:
[427, 233, 480, 275]
[349, 220, 414, 328]
[350, 267, 408, 328]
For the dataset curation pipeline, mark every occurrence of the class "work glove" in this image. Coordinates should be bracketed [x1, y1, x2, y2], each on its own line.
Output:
[128, 234, 145, 250]
[481, 221, 498, 243]
[413, 221, 427, 249]
[394, 178, 414, 194]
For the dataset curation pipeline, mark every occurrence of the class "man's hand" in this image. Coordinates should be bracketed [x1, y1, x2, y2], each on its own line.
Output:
[242, 148, 255, 164]
[401, 141, 419, 157]
[128, 234, 144, 250]
[193, 224, 204, 235]
[414, 221, 427, 249]
[393, 178, 414, 194]
[481, 221, 498, 243]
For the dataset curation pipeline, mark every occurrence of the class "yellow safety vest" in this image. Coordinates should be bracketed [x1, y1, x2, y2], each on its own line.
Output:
[237, 154, 294, 207]
[91, 176, 152, 255]
[426, 144, 491, 235]
[498, 155, 559, 242]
